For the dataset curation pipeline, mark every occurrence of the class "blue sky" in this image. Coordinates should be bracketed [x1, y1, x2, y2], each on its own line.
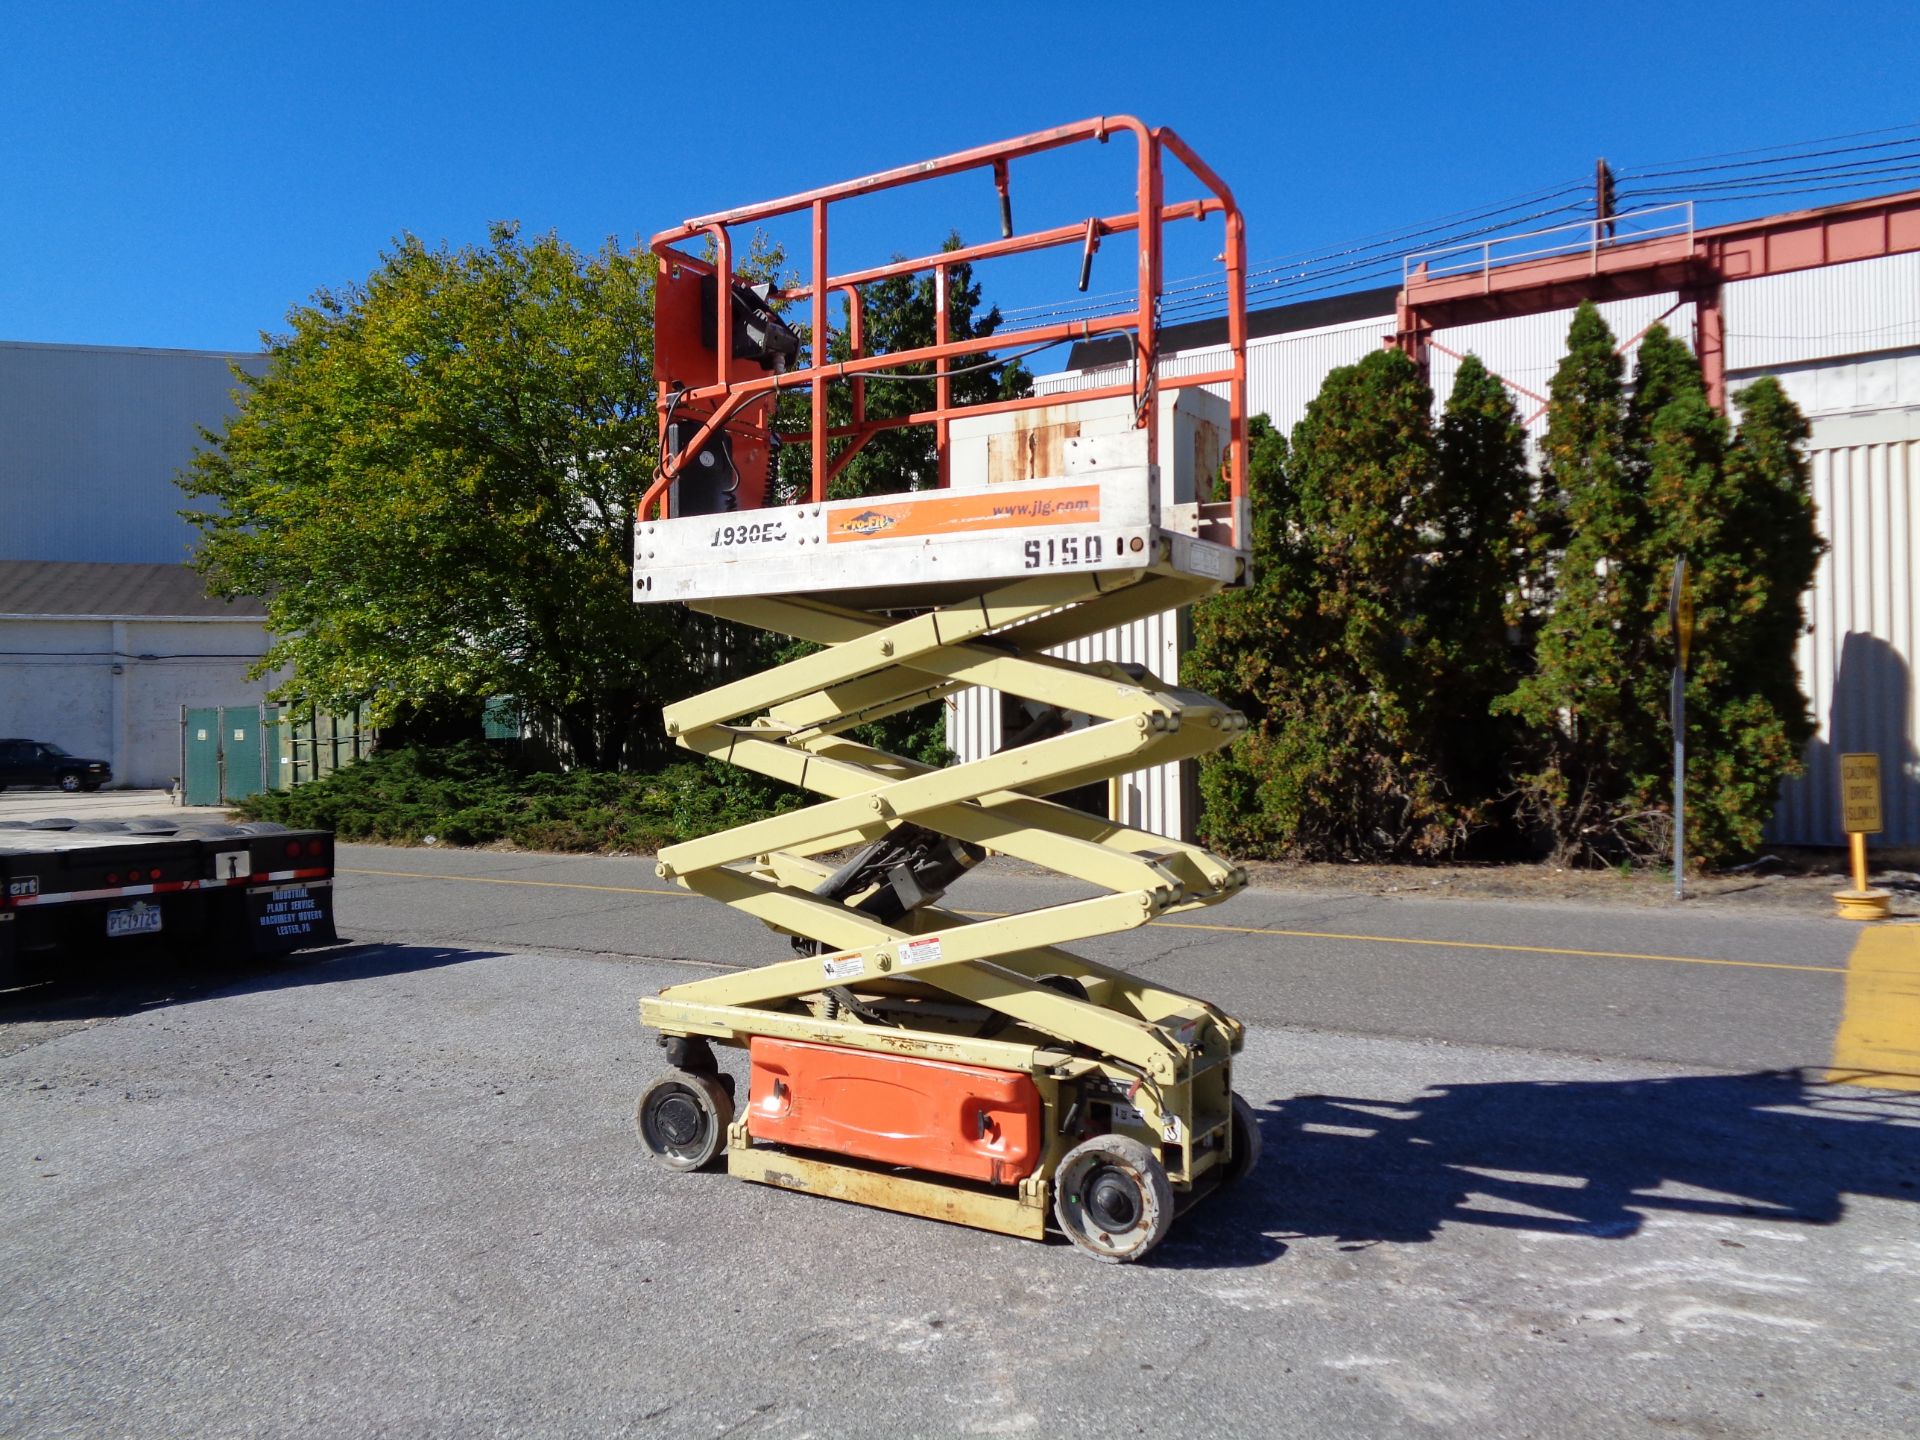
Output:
[3, 1, 1914, 353]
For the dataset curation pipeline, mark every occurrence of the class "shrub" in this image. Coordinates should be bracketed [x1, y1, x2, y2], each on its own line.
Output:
[236, 742, 802, 852]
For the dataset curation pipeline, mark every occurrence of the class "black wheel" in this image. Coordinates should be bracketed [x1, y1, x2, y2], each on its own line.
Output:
[1221, 1092, 1262, 1186]
[58, 773, 81, 793]
[1053, 1133, 1174, 1264]
[635, 1071, 733, 1172]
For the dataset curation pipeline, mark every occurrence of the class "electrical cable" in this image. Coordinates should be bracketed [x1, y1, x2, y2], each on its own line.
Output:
[1618, 170, 1920, 210]
[997, 187, 1592, 328]
[1620, 132, 1920, 181]
[1619, 120, 1920, 174]
[996, 177, 1592, 323]
[1618, 151, 1920, 196]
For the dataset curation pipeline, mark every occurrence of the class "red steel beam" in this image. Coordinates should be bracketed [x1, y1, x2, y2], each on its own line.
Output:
[1394, 188, 1920, 409]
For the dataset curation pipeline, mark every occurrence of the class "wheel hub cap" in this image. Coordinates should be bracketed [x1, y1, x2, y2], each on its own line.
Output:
[1086, 1166, 1140, 1231]
[654, 1092, 702, 1148]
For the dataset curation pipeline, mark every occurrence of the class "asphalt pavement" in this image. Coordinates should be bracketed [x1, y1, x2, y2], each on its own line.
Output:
[2, 843, 1917, 1439]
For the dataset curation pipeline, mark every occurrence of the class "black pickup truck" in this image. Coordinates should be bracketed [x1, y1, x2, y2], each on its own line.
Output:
[0, 816, 336, 971]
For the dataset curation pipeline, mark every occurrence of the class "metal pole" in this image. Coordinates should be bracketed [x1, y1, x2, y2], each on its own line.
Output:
[1672, 665, 1685, 900]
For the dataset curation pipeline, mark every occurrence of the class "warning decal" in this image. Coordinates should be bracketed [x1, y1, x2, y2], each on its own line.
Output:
[899, 935, 944, 968]
[823, 953, 866, 981]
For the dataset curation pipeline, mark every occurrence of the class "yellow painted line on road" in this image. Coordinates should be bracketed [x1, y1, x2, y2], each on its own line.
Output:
[1829, 924, 1920, 1092]
[1147, 919, 1846, 975]
[339, 865, 1842, 977]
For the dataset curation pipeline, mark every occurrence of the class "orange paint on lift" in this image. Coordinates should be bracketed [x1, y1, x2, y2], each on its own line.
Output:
[746, 1037, 1043, 1186]
[825, 484, 1100, 543]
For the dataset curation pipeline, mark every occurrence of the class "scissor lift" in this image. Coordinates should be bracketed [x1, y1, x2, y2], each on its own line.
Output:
[631, 118, 1258, 1262]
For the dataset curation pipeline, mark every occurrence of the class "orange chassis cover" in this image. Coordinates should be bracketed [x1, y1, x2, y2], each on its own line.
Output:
[746, 1037, 1043, 1186]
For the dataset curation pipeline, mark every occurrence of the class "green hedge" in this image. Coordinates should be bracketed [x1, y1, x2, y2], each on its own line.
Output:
[236, 741, 802, 852]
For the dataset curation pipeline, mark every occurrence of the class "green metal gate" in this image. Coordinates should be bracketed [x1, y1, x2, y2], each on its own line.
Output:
[181, 704, 270, 805]
[222, 708, 264, 802]
[183, 707, 221, 805]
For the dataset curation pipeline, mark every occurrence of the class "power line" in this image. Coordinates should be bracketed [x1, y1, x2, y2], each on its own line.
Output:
[1619, 129, 1920, 181]
[1619, 119, 1920, 173]
[1621, 151, 1920, 195]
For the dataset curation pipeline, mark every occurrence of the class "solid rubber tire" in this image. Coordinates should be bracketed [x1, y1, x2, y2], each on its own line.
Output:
[635, 1071, 734, 1172]
[1221, 1091, 1262, 1186]
[1053, 1133, 1174, 1264]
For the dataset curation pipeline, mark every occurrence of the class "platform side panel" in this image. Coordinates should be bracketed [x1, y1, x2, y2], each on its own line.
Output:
[636, 473, 1156, 605]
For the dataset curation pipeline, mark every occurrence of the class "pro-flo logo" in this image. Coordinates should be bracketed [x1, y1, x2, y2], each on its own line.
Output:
[837, 510, 898, 537]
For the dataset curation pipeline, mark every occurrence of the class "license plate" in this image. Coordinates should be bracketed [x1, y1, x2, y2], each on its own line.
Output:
[106, 903, 163, 938]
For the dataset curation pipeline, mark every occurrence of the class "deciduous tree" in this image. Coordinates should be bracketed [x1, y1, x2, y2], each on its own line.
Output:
[182, 223, 685, 768]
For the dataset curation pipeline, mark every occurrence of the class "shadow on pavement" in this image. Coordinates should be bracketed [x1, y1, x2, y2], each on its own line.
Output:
[0, 941, 502, 1029]
[1159, 1070, 1920, 1269]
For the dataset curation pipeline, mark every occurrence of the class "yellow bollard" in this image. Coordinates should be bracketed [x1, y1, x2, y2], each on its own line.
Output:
[1833, 753, 1891, 921]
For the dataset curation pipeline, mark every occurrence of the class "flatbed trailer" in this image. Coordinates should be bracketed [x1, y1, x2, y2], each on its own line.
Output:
[0, 817, 337, 972]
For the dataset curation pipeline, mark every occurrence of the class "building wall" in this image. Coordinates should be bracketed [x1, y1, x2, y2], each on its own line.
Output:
[1754, 386, 1920, 844]
[0, 616, 279, 788]
[1001, 253, 1920, 845]
[0, 341, 264, 565]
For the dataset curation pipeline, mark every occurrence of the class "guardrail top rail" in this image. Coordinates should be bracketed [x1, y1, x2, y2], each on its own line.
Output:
[641, 117, 1249, 547]
[1403, 202, 1696, 286]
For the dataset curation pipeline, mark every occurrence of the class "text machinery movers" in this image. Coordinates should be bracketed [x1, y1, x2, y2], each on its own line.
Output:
[0, 816, 336, 972]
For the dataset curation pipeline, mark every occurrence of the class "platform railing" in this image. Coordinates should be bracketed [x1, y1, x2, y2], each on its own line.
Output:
[640, 117, 1248, 542]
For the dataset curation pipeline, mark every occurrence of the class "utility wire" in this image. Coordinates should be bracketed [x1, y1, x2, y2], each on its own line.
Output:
[1619, 130, 1920, 181]
[1620, 151, 1920, 194]
[1619, 120, 1920, 172]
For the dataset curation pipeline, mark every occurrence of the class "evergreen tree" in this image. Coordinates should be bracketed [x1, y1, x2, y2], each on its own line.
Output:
[1189, 350, 1476, 859]
[1498, 309, 1824, 864]
[1495, 302, 1652, 860]
[1646, 375, 1824, 860]
[1426, 354, 1531, 806]
[1185, 416, 1307, 856]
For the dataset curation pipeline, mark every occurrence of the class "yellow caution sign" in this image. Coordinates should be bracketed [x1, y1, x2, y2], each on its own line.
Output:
[1839, 753, 1882, 835]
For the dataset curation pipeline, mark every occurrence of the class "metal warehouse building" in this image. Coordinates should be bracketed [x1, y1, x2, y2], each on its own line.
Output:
[957, 192, 1920, 847]
[0, 341, 277, 789]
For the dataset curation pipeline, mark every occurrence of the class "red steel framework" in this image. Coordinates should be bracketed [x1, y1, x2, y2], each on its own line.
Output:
[640, 117, 1249, 542]
[1392, 187, 1920, 410]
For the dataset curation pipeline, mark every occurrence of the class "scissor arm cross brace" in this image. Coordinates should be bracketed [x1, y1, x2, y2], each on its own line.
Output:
[644, 570, 1251, 1086]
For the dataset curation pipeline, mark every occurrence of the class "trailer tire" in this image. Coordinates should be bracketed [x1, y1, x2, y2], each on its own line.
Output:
[635, 1071, 733, 1172]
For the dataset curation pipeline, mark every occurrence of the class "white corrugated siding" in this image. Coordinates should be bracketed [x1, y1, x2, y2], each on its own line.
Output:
[1725, 252, 1920, 371]
[1768, 418, 1920, 845]
[1432, 293, 1697, 439]
[945, 607, 1192, 838]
